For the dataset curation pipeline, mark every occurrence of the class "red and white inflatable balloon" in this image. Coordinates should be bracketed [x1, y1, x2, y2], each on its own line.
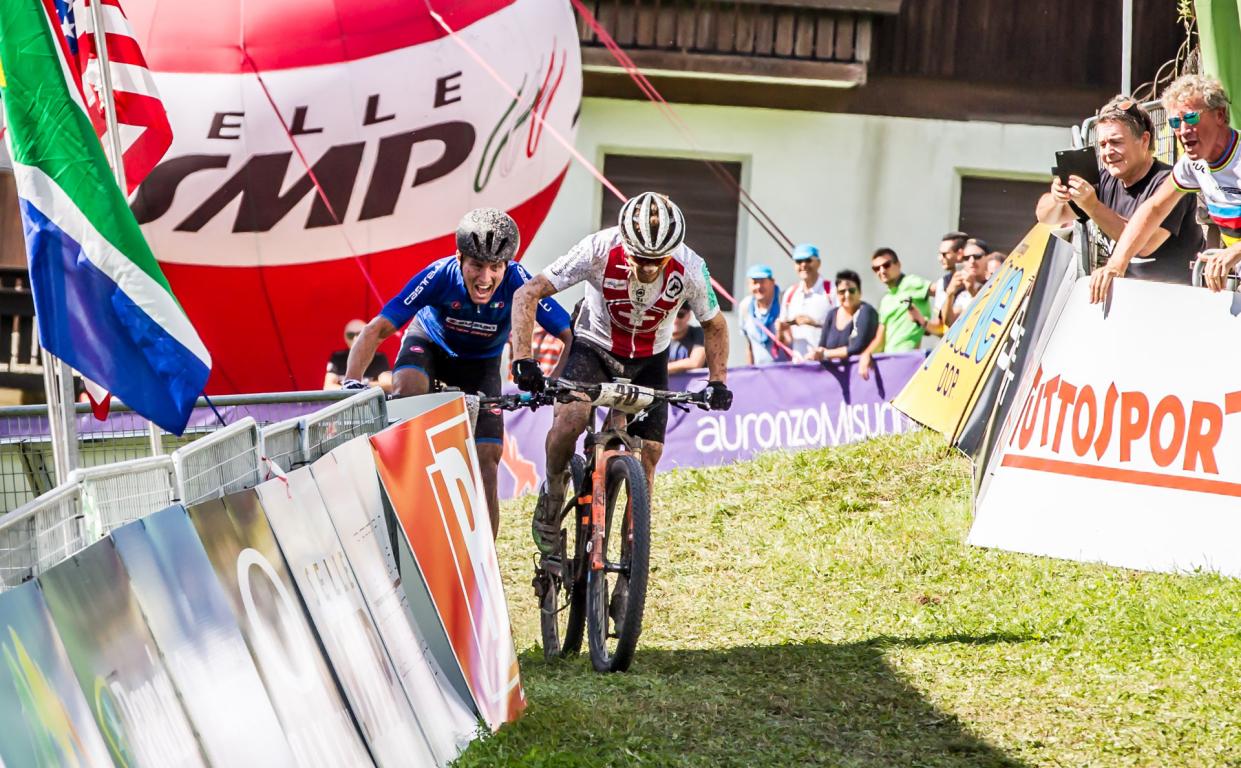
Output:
[125, 0, 580, 392]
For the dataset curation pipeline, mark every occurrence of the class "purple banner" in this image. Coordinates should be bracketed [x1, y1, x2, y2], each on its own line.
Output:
[497, 353, 924, 499]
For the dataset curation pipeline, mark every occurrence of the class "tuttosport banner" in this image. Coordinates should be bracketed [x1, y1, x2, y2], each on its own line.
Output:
[497, 356, 925, 499]
[970, 277, 1241, 576]
[372, 392, 526, 730]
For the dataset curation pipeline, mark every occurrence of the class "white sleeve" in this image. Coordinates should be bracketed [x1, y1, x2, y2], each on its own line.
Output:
[686, 255, 721, 323]
[543, 234, 602, 291]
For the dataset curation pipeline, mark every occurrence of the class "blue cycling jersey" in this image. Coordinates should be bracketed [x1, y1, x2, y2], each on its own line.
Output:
[380, 256, 570, 359]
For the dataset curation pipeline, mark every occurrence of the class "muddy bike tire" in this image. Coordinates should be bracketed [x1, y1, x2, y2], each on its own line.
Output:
[586, 453, 650, 673]
[539, 454, 588, 659]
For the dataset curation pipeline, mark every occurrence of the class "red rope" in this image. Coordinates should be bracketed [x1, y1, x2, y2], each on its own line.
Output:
[424, 2, 795, 360]
[241, 50, 385, 305]
[569, 0, 797, 257]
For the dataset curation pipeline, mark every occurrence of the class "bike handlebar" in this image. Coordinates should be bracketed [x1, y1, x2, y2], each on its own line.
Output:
[476, 380, 710, 413]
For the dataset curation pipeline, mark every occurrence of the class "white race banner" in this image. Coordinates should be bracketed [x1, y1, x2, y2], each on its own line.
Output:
[971, 277, 1241, 575]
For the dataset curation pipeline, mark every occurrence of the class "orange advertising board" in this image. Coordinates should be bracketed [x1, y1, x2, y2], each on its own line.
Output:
[370, 395, 525, 731]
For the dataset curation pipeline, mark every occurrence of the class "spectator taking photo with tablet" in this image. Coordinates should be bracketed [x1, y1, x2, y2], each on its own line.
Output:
[1036, 94, 1204, 285]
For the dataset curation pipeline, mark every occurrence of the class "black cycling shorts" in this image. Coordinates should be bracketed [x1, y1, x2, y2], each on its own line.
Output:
[393, 335, 503, 443]
[560, 338, 670, 443]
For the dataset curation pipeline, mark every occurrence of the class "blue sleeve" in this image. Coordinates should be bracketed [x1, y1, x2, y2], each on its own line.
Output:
[510, 261, 572, 336]
[536, 297, 572, 336]
[380, 260, 447, 329]
[848, 303, 879, 356]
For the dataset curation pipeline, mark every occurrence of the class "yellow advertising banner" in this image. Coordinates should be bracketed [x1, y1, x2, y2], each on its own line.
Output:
[892, 224, 1054, 442]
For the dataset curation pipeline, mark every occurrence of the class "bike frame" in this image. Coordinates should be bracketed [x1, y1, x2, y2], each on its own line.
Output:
[584, 406, 644, 572]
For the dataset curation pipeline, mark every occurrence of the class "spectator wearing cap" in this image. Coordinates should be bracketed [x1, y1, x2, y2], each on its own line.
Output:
[739, 264, 788, 365]
[325, 319, 392, 393]
[870, 248, 933, 353]
[1037, 94, 1203, 285]
[668, 304, 706, 372]
[777, 243, 836, 359]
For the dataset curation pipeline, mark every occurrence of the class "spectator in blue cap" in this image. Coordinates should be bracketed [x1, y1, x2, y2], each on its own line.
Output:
[778, 243, 835, 359]
[739, 264, 787, 365]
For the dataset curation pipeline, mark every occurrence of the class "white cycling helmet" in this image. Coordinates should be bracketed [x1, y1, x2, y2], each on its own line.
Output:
[618, 192, 685, 259]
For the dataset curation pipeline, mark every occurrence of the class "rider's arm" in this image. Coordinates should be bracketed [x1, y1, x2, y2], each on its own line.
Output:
[701, 313, 729, 383]
[511, 275, 559, 362]
[344, 316, 397, 381]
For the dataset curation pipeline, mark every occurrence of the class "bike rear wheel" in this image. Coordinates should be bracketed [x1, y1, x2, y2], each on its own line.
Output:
[539, 454, 588, 660]
[587, 453, 650, 673]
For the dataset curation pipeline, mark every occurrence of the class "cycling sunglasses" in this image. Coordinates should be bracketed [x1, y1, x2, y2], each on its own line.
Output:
[1168, 111, 1201, 129]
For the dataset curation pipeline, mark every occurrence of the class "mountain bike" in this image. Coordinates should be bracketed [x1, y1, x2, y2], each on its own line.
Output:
[480, 379, 710, 672]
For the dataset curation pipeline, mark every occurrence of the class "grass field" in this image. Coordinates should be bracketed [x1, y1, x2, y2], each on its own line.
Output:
[455, 430, 1241, 767]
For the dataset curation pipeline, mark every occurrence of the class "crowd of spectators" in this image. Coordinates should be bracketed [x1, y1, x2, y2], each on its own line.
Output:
[329, 75, 1241, 388]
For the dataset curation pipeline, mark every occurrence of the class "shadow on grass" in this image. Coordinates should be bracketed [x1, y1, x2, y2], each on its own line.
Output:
[455, 633, 1031, 767]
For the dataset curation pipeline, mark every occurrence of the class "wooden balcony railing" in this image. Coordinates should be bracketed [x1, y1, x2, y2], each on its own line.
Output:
[576, 0, 902, 86]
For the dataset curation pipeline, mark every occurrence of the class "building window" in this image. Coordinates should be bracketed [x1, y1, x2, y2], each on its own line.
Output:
[958, 176, 1049, 253]
[0, 172, 27, 270]
[600, 154, 740, 310]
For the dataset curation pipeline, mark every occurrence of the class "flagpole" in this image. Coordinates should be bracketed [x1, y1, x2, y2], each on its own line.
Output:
[87, 0, 163, 456]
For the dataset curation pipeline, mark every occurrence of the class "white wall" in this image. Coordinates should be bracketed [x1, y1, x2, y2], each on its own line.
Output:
[524, 97, 1069, 365]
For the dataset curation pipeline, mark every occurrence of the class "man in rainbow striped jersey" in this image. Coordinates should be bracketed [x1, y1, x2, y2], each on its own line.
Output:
[1091, 74, 1241, 301]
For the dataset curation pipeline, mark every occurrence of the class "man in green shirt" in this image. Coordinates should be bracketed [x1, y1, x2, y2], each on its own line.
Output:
[869, 247, 932, 353]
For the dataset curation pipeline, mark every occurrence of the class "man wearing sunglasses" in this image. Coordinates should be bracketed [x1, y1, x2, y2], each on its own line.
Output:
[870, 247, 933, 354]
[342, 208, 573, 538]
[324, 319, 391, 392]
[1091, 75, 1239, 301]
[939, 238, 991, 327]
[1039, 95, 1203, 286]
[511, 192, 733, 555]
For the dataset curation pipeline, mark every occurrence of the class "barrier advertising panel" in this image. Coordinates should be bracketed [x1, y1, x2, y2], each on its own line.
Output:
[188, 494, 373, 765]
[971, 278, 1241, 575]
[0, 580, 112, 768]
[312, 439, 480, 762]
[894, 224, 1055, 442]
[257, 469, 439, 767]
[111, 507, 296, 767]
[371, 394, 525, 731]
[498, 355, 923, 498]
[954, 231, 1078, 473]
[39, 538, 206, 767]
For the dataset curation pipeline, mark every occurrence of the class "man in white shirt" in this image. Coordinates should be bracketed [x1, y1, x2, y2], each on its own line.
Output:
[777, 243, 835, 358]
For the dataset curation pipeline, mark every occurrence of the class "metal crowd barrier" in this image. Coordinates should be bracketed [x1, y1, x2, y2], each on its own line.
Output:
[173, 417, 262, 507]
[1190, 253, 1241, 291]
[74, 456, 177, 540]
[0, 388, 389, 591]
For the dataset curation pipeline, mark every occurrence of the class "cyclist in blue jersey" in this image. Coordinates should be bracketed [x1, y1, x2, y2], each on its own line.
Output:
[344, 208, 573, 535]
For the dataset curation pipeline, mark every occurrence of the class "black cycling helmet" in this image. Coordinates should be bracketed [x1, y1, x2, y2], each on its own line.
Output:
[456, 207, 520, 263]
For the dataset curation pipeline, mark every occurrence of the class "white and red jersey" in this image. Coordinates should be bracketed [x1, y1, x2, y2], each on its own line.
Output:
[543, 227, 721, 358]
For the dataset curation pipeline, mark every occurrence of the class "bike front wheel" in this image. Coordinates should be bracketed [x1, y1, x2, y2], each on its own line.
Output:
[539, 454, 588, 660]
[586, 453, 650, 673]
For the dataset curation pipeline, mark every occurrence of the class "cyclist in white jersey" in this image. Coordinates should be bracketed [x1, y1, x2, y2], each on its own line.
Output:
[511, 192, 733, 554]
